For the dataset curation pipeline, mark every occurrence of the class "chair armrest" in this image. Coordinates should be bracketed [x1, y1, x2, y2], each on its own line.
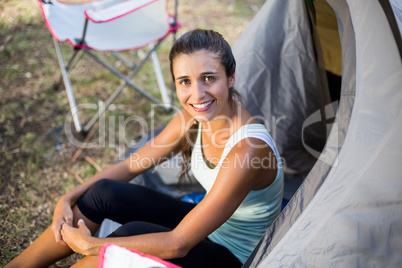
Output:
[85, 0, 159, 23]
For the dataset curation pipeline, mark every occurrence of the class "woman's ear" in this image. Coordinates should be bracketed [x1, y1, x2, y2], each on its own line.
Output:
[228, 72, 236, 88]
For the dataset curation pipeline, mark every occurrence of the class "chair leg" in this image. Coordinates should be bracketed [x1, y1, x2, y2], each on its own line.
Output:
[82, 50, 164, 133]
[149, 43, 172, 110]
[53, 50, 84, 91]
[53, 38, 83, 133]
[54, 39, 174, 134]
[84, 50, 162, 104]
[82, 40, 173, 133]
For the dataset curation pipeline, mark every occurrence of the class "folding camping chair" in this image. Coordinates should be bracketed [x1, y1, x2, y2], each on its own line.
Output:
[38, 0, 181, 134]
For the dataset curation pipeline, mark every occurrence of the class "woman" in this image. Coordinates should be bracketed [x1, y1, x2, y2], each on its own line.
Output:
[7, 29, 283, 268]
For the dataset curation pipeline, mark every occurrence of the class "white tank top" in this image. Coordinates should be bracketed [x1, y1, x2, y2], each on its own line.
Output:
[190, 123, 284, 263]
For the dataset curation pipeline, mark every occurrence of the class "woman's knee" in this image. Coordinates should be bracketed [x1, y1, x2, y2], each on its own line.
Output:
[90, 178, 113, 193]
[76, 179, 120, 224]
[87, 178, 122, 201]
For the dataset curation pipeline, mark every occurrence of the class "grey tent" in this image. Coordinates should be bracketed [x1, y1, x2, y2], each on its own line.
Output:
[236, 0, 402, 266]
[99, 0, 402, 266]
[233, 0, 331, 177]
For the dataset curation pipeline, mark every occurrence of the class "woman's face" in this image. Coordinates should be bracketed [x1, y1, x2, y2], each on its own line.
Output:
[173, 49, 235, 123]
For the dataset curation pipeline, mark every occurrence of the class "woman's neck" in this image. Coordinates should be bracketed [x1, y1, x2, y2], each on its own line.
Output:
[199, 102, 244, 147]
[201, 102, 238, 131]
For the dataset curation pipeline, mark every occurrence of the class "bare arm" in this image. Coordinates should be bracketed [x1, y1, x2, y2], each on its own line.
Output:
[64, 110, 192, 204]
[53, 110, 193, 243]
[61, 137, 278, 259]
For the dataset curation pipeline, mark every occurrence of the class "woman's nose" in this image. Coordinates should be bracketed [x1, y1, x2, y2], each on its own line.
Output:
[192, 81, 205, 100]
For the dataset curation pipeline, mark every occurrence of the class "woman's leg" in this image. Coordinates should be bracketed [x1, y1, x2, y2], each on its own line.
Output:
[7, 178, 197, 268]
[70, 255, 99, 268]
[75, 179, 197, 228]
[171, 237, 243, 268]
[5, 205, 100, 268]
[76, 180, 241, 267]
[66, 179, 202, 268]
[73, 221, 242, 268]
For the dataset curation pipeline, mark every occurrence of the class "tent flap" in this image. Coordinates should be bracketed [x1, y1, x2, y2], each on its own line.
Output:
[243, 0, 402, 266]
[233, 0, 331, 175]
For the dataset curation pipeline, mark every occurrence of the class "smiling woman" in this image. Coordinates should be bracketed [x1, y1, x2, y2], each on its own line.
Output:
[169, 29, 242, 180]
[174, 49, 234, 122]
[0, 1, 265, 266]
[6, 29, 283, 268]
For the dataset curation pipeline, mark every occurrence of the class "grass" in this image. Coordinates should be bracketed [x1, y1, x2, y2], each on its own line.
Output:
[0, 0, 265, 265]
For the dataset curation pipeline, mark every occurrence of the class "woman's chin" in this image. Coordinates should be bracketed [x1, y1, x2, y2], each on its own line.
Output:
[193, 115, 211, 123]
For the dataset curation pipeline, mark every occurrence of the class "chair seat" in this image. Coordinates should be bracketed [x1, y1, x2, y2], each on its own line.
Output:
[40, 0, 175, 51]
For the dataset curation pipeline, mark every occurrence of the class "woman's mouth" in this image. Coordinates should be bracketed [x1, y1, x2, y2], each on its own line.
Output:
[190, 100, 215, 112]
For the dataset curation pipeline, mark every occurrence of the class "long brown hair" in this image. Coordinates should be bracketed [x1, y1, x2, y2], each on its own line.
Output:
[169, 29, 242, 183]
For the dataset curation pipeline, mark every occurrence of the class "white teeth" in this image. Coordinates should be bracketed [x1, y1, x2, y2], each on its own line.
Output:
[192, 101, 213, 109]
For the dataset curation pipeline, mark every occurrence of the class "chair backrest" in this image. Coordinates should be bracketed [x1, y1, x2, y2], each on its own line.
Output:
[39, 0, 173, 51]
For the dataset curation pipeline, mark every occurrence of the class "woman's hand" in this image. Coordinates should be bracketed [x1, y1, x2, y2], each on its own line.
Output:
[61, 219, 100, 256]
[51, 195, 74, 245]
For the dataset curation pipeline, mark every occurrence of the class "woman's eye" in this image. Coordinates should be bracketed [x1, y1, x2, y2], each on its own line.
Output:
[179, 79, 190, 86]
[204, 76, 215, 82]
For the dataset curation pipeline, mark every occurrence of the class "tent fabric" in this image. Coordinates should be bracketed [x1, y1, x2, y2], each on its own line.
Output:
[242, 0, 357, 264]
[233, 0, 331, 175]
[386, 0, 402, 58]
[243, 0, 402, 267]
[390, 0, 402, 35]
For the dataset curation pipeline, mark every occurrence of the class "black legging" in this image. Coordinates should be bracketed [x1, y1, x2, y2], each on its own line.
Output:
[76, 179, 242, 268]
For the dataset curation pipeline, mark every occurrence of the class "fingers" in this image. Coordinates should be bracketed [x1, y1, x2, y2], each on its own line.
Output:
[60, 221, 79, 246]
[60, 222, 74, 241]
[52, 219, 66, 245]
[61, 219, 82, 234]
[77, 219, 92, 235]
[60, 222, 70, 246]
[55, 226, 63, 244]
[78, 219, 85, 226]
[61, 219, 89, 239]
[64, 214, 73, 226]
[51, 199, 73, 245]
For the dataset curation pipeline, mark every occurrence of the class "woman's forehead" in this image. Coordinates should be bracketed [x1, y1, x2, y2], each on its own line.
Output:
[173, 50, 223, 75]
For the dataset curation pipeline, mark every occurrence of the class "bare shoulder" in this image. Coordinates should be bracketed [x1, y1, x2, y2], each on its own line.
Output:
[223, 137, 278, 190]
